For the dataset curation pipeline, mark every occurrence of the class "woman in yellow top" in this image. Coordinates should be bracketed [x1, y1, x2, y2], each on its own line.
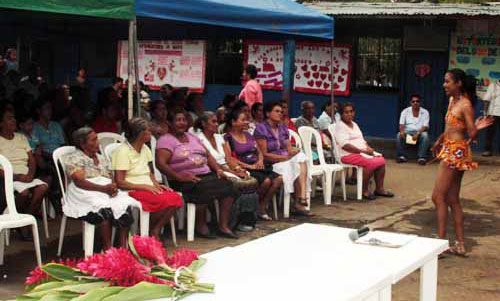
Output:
[431, 69, 493, 257]
[112, 118, 183, 240]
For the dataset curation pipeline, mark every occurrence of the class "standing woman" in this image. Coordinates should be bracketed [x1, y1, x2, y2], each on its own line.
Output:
[431, 69, 493, 256]
[112, 118, 183, 240]
[239, 64, 263, 108]
[149, 99, 169, 139]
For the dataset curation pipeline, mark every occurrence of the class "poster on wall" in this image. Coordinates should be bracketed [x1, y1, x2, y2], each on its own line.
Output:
[117, 40, 206, 92]
[243, 40, 284, 90]
[449, 32, 499, 96]
[294, 42, 352, 96]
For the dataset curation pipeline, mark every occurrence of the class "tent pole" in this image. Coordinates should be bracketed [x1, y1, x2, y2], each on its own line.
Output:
[127, 20, 134, 120]
[133, 19, 141, 118]
[282, 40, 296, 113]
[330, 39, 335, 124]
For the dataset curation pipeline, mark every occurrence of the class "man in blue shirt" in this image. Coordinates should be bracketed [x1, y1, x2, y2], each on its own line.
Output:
[396, 94, 430, 165]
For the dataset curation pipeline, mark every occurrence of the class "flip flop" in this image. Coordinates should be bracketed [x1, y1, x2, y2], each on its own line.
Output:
[257, 213, 273, 221]
[292, 209, 315, 217]
[374, 191, 394, 198]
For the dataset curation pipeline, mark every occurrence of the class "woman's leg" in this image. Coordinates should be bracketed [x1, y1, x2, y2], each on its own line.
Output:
[218, 196, 235, 233]
[431, 162, 455, 239]
[374, 165, 386, 193]
[258, 178, 272, 213]
[195, 204, 209, 234]
[149, 207, 177, 240]
[293, 162, 308, 204]
[100, 220, 113, 250]
[362, 168, 374, 196]
[118, 227, 130, 248]
[15, 190, 30, 213]
[27, 184, 48, 216]
[446, 171, 465, 243]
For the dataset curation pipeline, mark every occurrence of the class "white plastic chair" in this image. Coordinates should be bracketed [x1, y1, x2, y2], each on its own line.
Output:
[97, 132, 125, 155]
[150, 136, 163, 183]
[104, 143, 177, 246]
[0, 154, 42, 266]
[328, 124, 363, 201]
[298, 127, 346, 205]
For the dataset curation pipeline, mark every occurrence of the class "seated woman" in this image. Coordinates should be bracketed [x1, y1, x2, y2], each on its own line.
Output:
[0, 105, 48, 238]
[63, 127, 136, 249]
[112, 118, 183, 240]
[186, 93, 205, 124]
[195, 112, 258, 231]
[149, 99, 169, 139]
[224, 108, 283, 221]
[335, 103, 394, 200]
[254, 101, 313, 216]
[155, 110, 239, 239]
[251, 103, 264, 124]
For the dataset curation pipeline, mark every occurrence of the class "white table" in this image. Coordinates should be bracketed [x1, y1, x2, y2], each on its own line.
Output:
[159, 223, 447, 301]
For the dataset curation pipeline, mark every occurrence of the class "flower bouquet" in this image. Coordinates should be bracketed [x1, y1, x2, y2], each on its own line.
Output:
[15, 235, 214, 300]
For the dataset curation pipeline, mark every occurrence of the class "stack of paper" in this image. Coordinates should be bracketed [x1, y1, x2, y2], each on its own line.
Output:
[354, 231, 417, 248]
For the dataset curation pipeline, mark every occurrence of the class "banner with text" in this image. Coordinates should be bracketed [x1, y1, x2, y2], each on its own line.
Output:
[294, 42, 352, 96]
[449, 33, 499, 96]
[117, 40, 206, 91]
[243, 40, 284, 90]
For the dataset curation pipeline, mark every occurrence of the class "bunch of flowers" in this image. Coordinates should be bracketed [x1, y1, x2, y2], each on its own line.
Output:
[17, 235, 214, 301]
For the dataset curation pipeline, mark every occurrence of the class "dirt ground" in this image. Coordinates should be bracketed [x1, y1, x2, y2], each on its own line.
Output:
[0, 159, 499, 300]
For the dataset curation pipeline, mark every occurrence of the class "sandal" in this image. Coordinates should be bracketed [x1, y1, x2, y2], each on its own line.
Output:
[449, 241, 468, 257]
[257, 213, 273, 221]
[374, 190, 395, 198]
[292, 208, 315, 217]
[297, 198, 309, 207]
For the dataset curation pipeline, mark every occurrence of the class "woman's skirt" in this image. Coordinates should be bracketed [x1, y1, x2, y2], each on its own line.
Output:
[64, 176, 136, 224]
[128, 189, 183, 212]
[437, 137, 478, 171]
[248, 167, 279, 185]
[272, 152, 312, 195]
[169, 172, 240, 204]
[341, 154, 386, 172]
[13, 178, 47, 193]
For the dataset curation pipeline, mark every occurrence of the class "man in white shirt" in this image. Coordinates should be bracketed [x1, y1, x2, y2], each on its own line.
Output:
[482, 80, 500, 156]
[396, 94, 430, 165]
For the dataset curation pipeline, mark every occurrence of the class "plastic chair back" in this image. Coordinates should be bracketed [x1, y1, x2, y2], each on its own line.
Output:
[0, 155, 18, 215]
[150, 136, 163, 182]
[288, 129, 302, 150]
[104, 143, 122, 163]
[97, 132, 125, 154]
[52, 146, 76, 206]
[298, 126, 327, 166]
[327, 124, 343, 164]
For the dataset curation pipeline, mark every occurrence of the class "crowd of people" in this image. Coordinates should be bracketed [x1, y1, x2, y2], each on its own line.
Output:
[0, 60, 494, 258]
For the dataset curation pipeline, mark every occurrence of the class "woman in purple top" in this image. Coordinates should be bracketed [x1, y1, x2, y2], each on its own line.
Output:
[155, 110, 239, 239]
[254, 101, 313, 216]
[223, 107, 282, 221]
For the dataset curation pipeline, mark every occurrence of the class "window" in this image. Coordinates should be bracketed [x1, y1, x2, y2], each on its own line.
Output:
[356, 37, 401, 90]
[206, 39, 243, 85]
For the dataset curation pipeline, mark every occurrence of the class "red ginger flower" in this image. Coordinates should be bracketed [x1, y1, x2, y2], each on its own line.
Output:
[77, 248, 171, 287]
[132, 235, 168, 265]
[26, 258, 82, 286]
[166, 249, 199, 269]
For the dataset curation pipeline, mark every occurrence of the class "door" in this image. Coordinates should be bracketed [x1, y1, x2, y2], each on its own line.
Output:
[402, 51, 449, 140]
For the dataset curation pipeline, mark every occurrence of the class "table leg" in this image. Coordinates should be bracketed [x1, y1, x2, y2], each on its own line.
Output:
[420, 257, 438, 301]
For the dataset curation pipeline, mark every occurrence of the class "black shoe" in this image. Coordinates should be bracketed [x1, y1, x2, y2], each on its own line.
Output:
[374, 190, 395, 198]
[362, 194, 377, 201]
[396, 156, 408, 163]
[195, 230, 217, 240]
[417, 158, 427, 165]
[216, 229, 239, 239]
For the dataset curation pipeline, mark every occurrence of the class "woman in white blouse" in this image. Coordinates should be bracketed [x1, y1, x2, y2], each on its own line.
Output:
[335, 103, 393, 200]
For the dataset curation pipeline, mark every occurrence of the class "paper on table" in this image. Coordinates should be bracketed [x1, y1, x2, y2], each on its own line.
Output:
[354, 231, 417, 248]
[406, 134, 417, 145]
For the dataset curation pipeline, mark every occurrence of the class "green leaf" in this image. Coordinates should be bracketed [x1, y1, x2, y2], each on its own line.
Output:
[71, 287, 125, 301]
[38, 291, 79, 301]
[25, 279, 59, 293]
[41, 264, 86, 281]
[55, 281, 110, 293]
[16, 296, 38, 301]
[128, 235, 147, 265]
[188, 258, 206, 272]
[102, 282, 174, 301]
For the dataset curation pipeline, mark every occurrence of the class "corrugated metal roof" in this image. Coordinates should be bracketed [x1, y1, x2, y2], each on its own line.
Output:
[305, 2, 500, 16]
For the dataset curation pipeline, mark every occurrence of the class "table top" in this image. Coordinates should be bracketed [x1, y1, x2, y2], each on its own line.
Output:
[159, 223, 448, 301]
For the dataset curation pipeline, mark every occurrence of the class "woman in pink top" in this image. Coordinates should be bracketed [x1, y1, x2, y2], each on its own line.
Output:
[335, 103, 393, 200]
[239, 64, 263, 108]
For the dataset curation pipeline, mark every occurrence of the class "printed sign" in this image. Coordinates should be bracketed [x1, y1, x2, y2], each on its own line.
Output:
[243, 40, 284, 90]
[294, 42, 352, 96]
[117, 40, 206, 92]
[449, 32, 499, 95]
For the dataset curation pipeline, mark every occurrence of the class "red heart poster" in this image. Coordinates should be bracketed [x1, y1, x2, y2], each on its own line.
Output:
[293, 42, 352, 96]
[243, 40, 284, 90]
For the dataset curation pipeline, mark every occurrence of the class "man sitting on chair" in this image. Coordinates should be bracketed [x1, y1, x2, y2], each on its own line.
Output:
[396, 94, 430, 165]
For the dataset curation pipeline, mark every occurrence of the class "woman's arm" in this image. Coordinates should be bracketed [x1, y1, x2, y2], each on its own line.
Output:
[155, 148, 200, 182]
[222, 141, 253, 170]
[342, 143, 371, 155]
[114, 170, 151, 191]
[462, 102, 478, 140]
[256, 138, 289, 163]
[71, 170, 116, 196]
[26, 151, 37, 181]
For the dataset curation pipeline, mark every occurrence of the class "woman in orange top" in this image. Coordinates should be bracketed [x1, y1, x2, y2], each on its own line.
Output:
[431, 69, 493, 257]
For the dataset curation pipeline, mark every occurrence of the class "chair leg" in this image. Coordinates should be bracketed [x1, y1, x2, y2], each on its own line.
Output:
[214, 200, 220, 222]
[272, 195, 278, 220]
[140, 211, 150, 237]
[357, 167, 363, 201]
[83, 222, 95, 257]
[111, 227, 116, 247]
[5, 229, 9, 246]
[0, 229, 5, 265]
[311, 177, 317, 198]
[131, 208, 139, 234]
[42, 198, 49, 239]
[170, 217, 177, 247]
[323, 172, 332, 205]
[340, 170, 347, 201]
[177, 204, 186, 231]
[57, 215, 68, 257]
[31, 223, 42, 266]
[283, 193, 291, 218]
[187, 203, 196, 242]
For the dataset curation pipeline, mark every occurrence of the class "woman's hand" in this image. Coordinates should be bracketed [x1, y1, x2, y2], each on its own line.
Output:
[475, 116, 495, 131]
[15, 174, 33, 183]
[255, 160, 264, 170]
[102, 183, 118, 197]
[288, 148, 300, 159]
[363, 147, 374, 155]
[154, 182, 172, 192]
[176, 174, 201, 183]
[234, 170, 248, 179]
[431, 142, 442, 157]
[215, 169, 228, 180]
[139, 184, 163, 195]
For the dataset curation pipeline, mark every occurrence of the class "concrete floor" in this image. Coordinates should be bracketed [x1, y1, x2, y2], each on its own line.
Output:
[1, 159, 499, 300]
